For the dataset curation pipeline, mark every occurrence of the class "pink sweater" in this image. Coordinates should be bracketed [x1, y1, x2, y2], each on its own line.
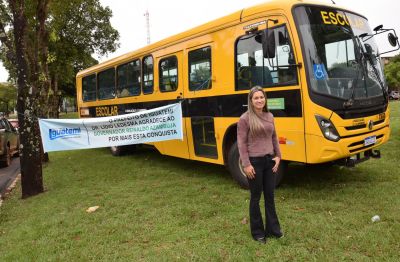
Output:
[237, 111, 281, 167]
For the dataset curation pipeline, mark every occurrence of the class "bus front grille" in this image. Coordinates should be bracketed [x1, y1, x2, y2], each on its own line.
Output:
[348, 134, 384, 153]
[344, 119, 385, 131]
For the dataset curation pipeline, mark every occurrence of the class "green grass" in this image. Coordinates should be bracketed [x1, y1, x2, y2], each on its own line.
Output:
[58, 111, 79, 119]
[1, 102, 399, 261]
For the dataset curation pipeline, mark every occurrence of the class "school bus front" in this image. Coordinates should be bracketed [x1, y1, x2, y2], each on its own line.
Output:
[293, 5, 391, 165]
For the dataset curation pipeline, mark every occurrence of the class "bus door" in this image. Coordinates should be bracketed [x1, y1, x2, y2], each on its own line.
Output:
[155, 51, 191, 159]
[236, 16, 306, 163]
[265, 16, 306, 163]
[184, 44, 220, 163]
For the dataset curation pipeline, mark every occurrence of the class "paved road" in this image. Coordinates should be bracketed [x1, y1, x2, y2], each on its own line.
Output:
[0, 157, 20, 195]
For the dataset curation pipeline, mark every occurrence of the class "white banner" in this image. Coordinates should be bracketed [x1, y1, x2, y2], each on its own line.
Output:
[39, 103, 183, 152]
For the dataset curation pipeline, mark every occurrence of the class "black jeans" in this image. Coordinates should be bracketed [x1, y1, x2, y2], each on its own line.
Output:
[248, 155, 281, 239]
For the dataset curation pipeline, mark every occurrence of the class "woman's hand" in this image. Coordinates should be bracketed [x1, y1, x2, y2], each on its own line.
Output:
[244, 165, 256, 179]
[272, 157, 280, 173]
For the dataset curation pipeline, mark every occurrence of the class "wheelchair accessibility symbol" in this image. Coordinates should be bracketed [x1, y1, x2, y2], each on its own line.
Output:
[313, 64, 327, 80]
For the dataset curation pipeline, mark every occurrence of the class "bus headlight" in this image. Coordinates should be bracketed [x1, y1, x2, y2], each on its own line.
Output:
[315, 115, 340, 142]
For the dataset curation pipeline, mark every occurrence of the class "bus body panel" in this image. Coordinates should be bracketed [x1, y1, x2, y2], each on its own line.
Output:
[274, 118, 306, 163]
[153, 51, 191, 159]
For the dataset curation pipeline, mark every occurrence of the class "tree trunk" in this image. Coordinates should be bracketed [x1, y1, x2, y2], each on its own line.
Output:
[5, 102, 9, 117]
[38, 0, 51, 119]
[47, 94, 60, 119]
[11, 0, 44, 198]
[48, 73, 60, 119]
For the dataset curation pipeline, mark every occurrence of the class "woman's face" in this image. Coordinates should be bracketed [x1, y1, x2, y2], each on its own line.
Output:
[251, 91, 265, 111]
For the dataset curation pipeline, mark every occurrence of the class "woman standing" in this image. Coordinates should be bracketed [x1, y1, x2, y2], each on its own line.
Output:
[237, 86, 283, 244]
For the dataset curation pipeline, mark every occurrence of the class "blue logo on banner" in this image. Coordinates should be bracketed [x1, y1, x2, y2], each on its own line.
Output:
[313, 64, 327, 80]
[49, 127, 81, 140]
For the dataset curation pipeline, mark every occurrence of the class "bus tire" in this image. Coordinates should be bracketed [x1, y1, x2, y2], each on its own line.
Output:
[228, 142, 286, 189]
[110, 146, 124, 156]
[274, 161, 287, 187]
[228, 142, 249, 189]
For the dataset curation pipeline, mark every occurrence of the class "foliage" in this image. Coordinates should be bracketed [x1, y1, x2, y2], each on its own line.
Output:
[384, 54, 400, 90]
[47, 0, 120, 97]
[0, 103, 399, 260]
[0, 0, 120, 97]
[0, 82, 17, 113]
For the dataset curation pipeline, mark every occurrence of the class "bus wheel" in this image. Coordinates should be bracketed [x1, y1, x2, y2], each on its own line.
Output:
[228, 142, 286, 188]
[228, 142, 249, 189]
[274, 161, 287, 187]
[110, 146, 123, 156]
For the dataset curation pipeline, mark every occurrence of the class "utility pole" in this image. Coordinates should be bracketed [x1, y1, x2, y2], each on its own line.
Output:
[144, 9, 151, 45]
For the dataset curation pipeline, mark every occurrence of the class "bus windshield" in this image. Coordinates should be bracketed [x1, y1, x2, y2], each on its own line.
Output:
[294, 6, 386, 104]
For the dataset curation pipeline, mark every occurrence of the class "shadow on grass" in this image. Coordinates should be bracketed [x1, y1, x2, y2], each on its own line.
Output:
[121, 145, 378, 191]
[122, 145, 235, 185]
[281, 161, 376, 191]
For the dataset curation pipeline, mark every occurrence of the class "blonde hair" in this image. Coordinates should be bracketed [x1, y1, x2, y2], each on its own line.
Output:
[247, 86, 268, 137]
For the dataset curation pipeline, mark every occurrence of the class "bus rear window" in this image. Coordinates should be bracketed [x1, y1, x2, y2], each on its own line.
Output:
[98, 68, 115, 100]
[82, 74, 96, 102]
[117, 60, 141, 97]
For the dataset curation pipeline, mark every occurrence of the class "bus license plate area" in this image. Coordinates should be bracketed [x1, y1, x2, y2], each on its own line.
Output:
[364, 136, 376, 146]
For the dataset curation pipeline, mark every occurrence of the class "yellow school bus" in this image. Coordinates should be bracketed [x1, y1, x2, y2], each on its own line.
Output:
[76, 0, 399, 188]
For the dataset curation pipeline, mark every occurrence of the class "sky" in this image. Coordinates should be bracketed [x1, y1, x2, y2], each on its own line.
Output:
[0, 0, 399, 82]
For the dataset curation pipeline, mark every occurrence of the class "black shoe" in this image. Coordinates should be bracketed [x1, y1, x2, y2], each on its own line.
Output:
[267, 232, 284, 238]
[272, 232, 284, 239]
[255, 237, 267, 244]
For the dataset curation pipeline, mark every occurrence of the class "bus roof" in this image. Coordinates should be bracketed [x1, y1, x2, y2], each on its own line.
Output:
[77, 0, 356, 77]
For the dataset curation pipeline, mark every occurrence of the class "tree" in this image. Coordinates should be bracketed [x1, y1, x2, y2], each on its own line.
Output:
[46, 0, 119, 117]
[0, 0, 49, 198]
[0, 82, 17, 115]
[0, 0, 119, 198]
[1, 0, 119, 118]
[384, 55, 400, 90]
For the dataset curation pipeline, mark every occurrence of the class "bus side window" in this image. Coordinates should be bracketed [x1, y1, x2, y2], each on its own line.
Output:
[142, 55, 154, 95]
[189, 46, 211, 91]
[82, 74, 97, 101]
[159, 56, 178, 92]
[98, 68, 115, 100]
[235, 24, 297, 90]
[117, 59, 141, 98]
[273, 28, 297, 85]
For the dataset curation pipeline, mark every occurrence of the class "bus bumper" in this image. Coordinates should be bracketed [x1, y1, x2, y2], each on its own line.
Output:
[334, 149, 381, 167]
[305, 125, 390, 164]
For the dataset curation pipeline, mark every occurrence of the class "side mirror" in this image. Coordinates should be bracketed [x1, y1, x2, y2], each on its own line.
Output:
[370, 26, 400, 56]
[388, 33, 398, 47]
[373, 25, 383, 32]
[262, 29, 276, 58]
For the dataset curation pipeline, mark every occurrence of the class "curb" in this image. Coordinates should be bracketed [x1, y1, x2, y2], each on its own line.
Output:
[0, 173, 20, 208]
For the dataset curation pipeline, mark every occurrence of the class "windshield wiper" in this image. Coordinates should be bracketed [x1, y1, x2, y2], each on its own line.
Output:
[343, 32, 365, 108]
[359, 40, 388, 101]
